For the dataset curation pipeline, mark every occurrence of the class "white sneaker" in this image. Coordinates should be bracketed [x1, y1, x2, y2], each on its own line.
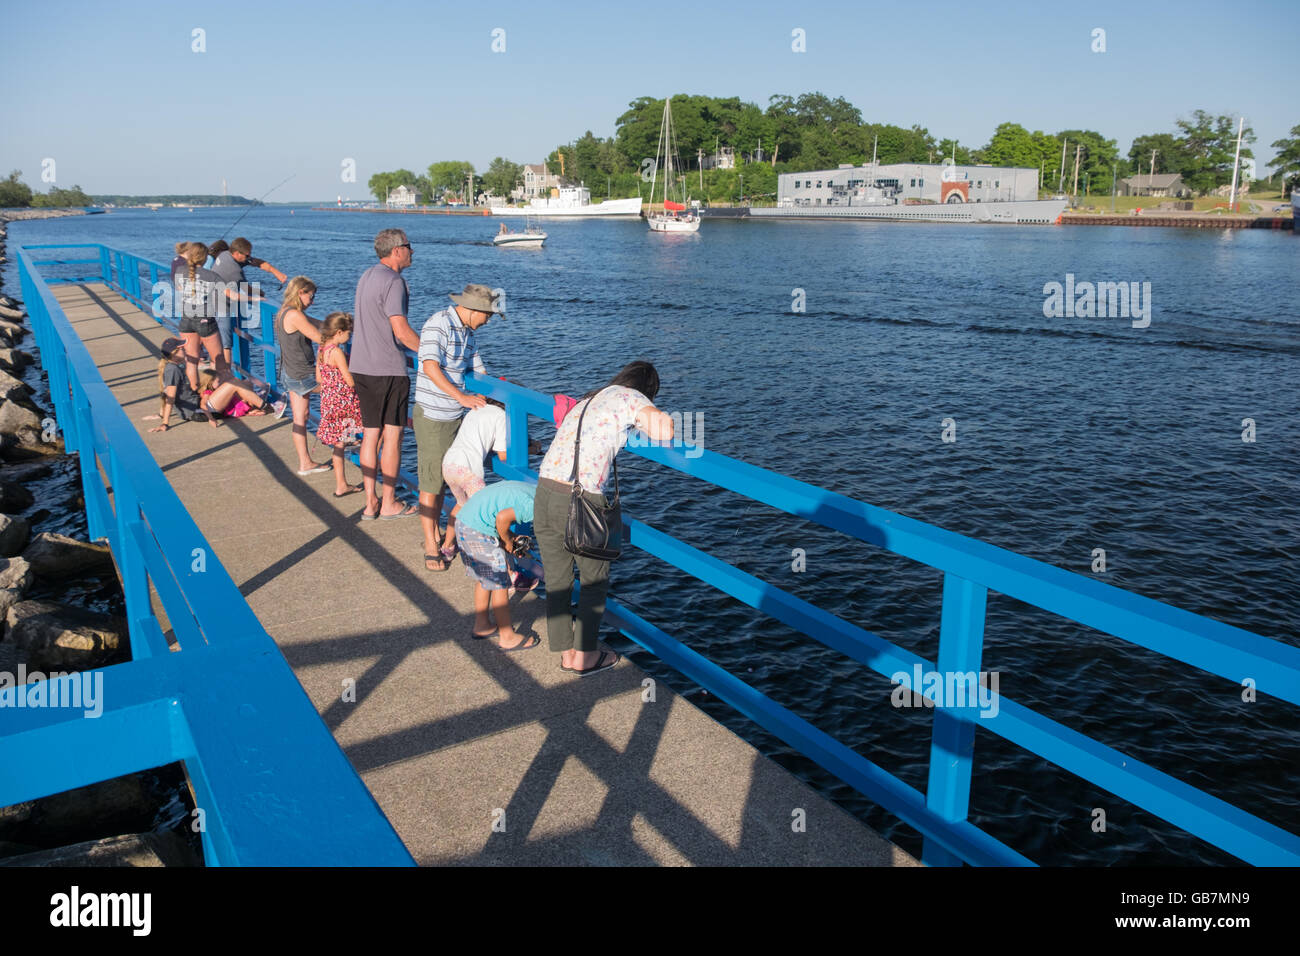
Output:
[272, 399, 288, 419]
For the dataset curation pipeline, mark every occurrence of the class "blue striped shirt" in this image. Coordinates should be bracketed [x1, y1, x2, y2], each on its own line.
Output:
[415, 306, 486, 419]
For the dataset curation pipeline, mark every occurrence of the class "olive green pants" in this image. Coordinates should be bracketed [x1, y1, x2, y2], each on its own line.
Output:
[533, 478, 618, 653]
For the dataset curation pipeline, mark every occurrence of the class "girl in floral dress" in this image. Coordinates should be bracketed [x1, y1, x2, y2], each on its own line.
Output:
[315, 312, 364, 497]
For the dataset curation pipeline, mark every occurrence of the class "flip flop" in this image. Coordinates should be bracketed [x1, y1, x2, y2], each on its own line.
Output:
[498, 633, 540, 652]
[360, 509, 378, 521]
[334, 484, 364, 497]
[571, 650, 620, 677]
[471, 628, 498, 641]
[378, 504, 419, 520]
[425, 553, 449, 572]
[297, 463, 332, 476]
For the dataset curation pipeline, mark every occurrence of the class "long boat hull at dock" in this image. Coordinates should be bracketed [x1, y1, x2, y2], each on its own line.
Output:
[710, 198, 1067, 225]
[490, 196, 642, 218]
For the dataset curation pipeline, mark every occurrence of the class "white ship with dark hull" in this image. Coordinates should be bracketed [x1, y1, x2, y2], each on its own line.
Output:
[491, 185, 641, 218]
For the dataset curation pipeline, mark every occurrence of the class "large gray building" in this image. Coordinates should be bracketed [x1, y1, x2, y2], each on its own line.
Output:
[778, 162, 1042, 207]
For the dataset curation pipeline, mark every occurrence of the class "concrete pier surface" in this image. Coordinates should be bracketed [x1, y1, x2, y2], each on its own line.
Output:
[49, 281, 919, 867]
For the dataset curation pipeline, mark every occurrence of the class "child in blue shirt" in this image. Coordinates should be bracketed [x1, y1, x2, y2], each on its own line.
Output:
[456, 480, 540, 651]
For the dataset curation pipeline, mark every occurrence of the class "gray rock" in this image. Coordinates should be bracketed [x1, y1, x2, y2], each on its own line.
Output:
[23, 532, 115, 579]
[0, 555, 32, 591]
[0, 831, 193, 867]
[0, 514, 29, 557]
[0, 478, 35, 512]
[0, 589, 23, 624]
[0, 348, 32, 371]
[0, 435, 64, 462]
[1, 460, 52, 483]
[0, 306, 24, 322]
[4, 600, 124, 670]
[0, 775, 170, 852]
[0, 368, 30, 402]
[0, 399, 41, 437]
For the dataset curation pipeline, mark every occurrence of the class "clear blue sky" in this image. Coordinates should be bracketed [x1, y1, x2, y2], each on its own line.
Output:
[1, 0, 1294, 201]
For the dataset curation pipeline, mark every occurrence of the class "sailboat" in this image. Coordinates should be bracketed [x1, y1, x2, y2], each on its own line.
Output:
[646, 97, 701, 233]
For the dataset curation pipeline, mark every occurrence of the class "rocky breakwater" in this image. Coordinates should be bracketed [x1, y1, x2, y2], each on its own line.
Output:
[0, 208, 88, 222]
[0, 217, 201, 867]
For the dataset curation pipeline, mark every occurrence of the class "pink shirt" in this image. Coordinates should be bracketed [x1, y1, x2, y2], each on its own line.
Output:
[539, 386, 652, 493]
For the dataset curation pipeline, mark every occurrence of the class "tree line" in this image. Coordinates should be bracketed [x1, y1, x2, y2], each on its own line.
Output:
[367, 94, 1299, 204]
[0, 171, 94, 208]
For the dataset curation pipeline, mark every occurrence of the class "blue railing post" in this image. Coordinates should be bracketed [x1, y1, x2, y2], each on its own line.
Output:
[259, 299, 278, 389]
[99, 245, 111, 284]
[922, 572, 989, 866]
[506, 397, 530, 471]
[109, 447, 154, 658]
[70, 379, 106, 541]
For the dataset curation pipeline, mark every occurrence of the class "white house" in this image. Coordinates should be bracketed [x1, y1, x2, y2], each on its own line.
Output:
[387, 184, 417, 207]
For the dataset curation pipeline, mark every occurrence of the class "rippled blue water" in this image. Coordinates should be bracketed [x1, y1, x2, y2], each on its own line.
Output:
[8, 207, 1299, 865]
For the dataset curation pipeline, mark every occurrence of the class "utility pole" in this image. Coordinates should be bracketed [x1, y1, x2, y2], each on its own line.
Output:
[698, 148, 704, 190]
[1072, 143, 1082, 202]
[1058, 138, 1068, 193]
[1149, 149, 1157, 182]
[1111, 162, 1117, 213]
[1228, 116, 1244, 212]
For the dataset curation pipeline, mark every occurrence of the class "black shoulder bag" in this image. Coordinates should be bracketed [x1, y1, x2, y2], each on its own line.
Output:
[564, 391, 622, 561]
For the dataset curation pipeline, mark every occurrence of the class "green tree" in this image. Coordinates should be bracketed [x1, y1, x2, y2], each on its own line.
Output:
[426, 161, 476, 200]
[765, 94, 803, 166]
[1175, 111, 1254, 194]
[1267, 124, 1300, 194]
[482, 157, 523, 199]
[1054, 129, 1123, 196]
[982, 123, 1040, 168]
[367, 169, 418, 202]
[1127, 132, 1189, 176]
[0, 170, 33, 207]
[32, 184, 93, 207]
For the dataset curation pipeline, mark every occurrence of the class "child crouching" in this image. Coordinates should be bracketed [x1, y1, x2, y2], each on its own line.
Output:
[456, 480, 541, 651]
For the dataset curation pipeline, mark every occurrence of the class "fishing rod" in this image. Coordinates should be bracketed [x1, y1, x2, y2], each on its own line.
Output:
[218, 174, 295, 240]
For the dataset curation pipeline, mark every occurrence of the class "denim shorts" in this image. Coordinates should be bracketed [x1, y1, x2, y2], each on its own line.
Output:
[282, 373, 317, 396]
[216, 312, 234, 350]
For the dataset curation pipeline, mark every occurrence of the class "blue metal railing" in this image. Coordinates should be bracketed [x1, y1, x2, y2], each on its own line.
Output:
[3, 245, 414, 866]
[16, 244, 1300, 867]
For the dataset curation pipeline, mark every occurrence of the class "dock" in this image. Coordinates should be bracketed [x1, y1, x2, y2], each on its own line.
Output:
[1061, 213, 1292, 229]
[312, 206, 492, 216]
[42, 279, 917, 866]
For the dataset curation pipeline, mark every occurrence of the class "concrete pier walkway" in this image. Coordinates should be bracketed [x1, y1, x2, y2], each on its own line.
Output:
[53, 281, 918, 867]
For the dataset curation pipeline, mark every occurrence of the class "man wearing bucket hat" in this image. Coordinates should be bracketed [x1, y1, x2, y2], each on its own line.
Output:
[414, 283, 504, 571]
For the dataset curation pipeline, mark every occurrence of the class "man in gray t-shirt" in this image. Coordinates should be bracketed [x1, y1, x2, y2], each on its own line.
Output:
[353, 228, 421, 520]
[209, 237, 285, 366]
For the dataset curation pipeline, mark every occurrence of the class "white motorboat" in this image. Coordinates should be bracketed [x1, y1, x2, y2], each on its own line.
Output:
[493, 223, 547, 248]
[646, 97, 701, 234]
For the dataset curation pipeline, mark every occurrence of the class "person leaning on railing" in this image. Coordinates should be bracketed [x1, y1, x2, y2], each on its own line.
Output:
[208, 237, 288, 368]
[533, 361, 674, 677]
